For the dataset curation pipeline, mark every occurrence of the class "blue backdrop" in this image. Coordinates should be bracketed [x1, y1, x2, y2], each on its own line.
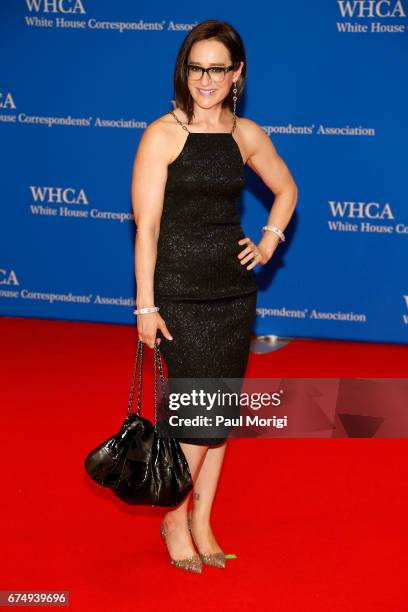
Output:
[1, 0, 407, 343]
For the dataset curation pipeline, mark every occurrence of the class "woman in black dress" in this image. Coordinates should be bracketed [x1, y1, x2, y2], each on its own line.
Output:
[131, 20, 298, 572]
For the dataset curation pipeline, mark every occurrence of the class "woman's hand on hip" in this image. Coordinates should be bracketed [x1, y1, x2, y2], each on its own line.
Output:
[137, 312, 173, 349]
[237, 236, 271, 270]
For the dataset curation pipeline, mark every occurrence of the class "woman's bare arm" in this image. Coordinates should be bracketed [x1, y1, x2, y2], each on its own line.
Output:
[131, 121, 174, 347]
[237, 118, 298, 268]
[131, 122, 170, 307]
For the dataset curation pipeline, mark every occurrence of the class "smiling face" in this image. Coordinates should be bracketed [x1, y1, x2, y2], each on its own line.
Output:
[186, 38, 243, 111]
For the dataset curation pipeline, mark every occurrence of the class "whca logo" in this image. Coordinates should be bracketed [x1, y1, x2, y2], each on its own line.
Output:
[0, 92, 16, 110]
[25, 0, 86, 14]
[403, 295, 408, 324]
[337, 1, 406, 18]
[29, 186, 89, 205]
[0, 269, 19, 286]
[328, 200, 394, 219]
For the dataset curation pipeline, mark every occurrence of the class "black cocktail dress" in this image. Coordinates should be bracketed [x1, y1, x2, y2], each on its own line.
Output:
[153, 109, 258, 445]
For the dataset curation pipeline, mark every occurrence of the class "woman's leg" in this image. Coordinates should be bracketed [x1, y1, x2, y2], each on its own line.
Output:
[189, 440, 227, 553]
[161, 443, 208, 560]
[158, 293, 256, 558]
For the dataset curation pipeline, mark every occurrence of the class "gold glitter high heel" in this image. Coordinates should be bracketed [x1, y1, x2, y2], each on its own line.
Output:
[187, 510, 227, 569]
[160, 521, 202, 574]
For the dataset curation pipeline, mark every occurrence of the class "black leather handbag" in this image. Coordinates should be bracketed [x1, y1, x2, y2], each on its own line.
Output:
[84, 339, 193, 506]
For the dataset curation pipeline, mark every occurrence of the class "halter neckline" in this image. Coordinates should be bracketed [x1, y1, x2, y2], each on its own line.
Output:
[168, 109, 236, 135]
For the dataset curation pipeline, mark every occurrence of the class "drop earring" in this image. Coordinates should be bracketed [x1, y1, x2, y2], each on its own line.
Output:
[232, 82, 238, 115]
[232, 81, 238, 130]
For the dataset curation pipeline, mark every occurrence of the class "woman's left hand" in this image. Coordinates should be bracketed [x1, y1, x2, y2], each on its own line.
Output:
[237, 237, 270, 270]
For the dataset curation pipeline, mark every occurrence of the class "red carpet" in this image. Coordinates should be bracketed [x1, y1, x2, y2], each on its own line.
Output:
[1, 316, 408, 611]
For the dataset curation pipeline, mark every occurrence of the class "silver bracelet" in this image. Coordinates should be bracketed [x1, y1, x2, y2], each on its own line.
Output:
[262, 225, 285, 242]
[133, 306, 160, 315]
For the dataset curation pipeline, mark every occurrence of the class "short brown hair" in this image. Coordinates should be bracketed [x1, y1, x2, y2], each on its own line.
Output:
[172, 19, 246, 124]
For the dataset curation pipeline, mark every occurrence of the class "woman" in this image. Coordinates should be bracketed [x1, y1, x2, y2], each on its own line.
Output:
[131, 19, 298, 573]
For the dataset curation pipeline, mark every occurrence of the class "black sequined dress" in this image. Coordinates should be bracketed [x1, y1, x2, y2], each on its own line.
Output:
[154, 109, 258, 445]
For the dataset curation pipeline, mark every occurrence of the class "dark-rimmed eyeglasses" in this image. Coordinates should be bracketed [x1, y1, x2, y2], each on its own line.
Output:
[185, 64, 236, 83]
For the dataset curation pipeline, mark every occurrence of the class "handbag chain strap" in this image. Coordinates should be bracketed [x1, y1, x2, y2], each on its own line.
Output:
[127, 339, 169, 423]
[153, 339, 169, 424]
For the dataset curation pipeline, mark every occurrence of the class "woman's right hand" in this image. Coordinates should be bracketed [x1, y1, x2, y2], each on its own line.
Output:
[137, 312, 173, 349]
